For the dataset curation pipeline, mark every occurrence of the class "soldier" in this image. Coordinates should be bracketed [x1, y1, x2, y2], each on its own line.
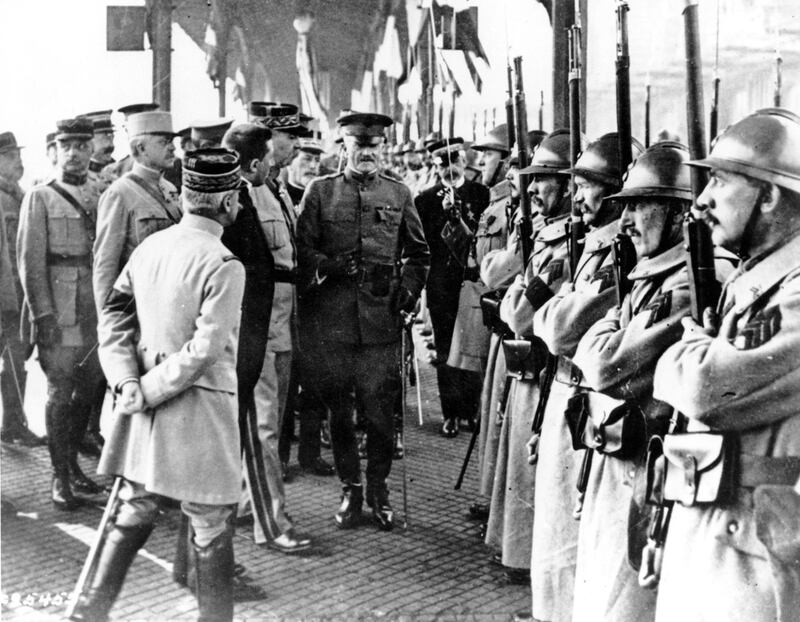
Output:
[101, 102, 160, 182]
[473, 124, 510, 188]
[32, 131, 59, 186]
[570, 142, 732, 622]
[469, 131, 546, 524]
[401, 141, 425, 195]
[415, 137, 490, 437]
[70, 148, 246, 622]
[486, 129, 575, 585]
[0, 131, 41, 446]
[285, 133, 323, 205]
[17, 117, 105, 510]
[530, 133, 642, 622]
[83, 110, 116, 191]
[296, 111, 429, 531]
[652, 109, 800, 622]
[93, 111, 181, 313]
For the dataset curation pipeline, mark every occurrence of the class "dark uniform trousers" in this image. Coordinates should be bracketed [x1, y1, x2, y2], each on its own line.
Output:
[301, 341, 399, 494]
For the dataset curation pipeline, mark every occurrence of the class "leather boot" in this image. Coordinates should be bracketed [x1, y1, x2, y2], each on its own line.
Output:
[193, 530, 234, 622]
[367, 487, 394, 532]
[69, 523, 153, 622]
[334, 484, 363, 529]
[69, 402, 102, 495]
[46, 403, 80, 511]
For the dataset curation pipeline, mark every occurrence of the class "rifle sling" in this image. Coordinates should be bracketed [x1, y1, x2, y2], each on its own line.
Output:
[47, 180, 96, 241]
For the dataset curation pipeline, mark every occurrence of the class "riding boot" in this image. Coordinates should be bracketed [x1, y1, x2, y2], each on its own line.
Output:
[367, 484, 394, 532]
[69, 524, 153, 622]
[193, 529, 234, 622]
[46, 402, 79, 511]
[68, 401, 102, 495]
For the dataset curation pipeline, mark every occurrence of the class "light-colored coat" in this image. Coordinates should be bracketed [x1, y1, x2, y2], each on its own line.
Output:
[97, 215, 245, 505]
[529, 219, 620, 622]
[653, 233, 800, 622]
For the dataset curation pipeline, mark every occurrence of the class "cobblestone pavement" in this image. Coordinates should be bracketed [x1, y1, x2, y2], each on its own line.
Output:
[1, 327, 530, 621]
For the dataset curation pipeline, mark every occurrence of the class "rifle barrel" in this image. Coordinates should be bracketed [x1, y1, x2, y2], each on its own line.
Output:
[615, 1, 633, 171]
[512, 56, 533, 269]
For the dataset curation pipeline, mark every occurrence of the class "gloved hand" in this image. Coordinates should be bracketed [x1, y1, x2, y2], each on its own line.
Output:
[318, 252, 358, 278]
[392, 287, 416, 314]
[35, 314, 61, 347]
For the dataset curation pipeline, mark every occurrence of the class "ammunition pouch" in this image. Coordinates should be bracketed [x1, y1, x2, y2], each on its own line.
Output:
[570, 392, 646, 459]
[480, 290, 511, 336]
[661, 432, 737, 507]
[502, 338, 547, 381]
[441, 216, 473, 268]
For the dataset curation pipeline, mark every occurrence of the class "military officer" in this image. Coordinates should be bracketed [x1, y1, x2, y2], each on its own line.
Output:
[101, 103, 161, 182]
[286, 133, 323, 205]
[652, 108, 800, 622]
[415, 137, 490, 437]
[0, 131, 42, 446]
[83, 110, 116, 191]
[296, 111, 429, 531]
[570, 142, 732, 622]
[17, 117, 105, 510]
[486, 129, 575, 584]
[93, 111, 181, 313]
[70, 148, 246, 622]
[530, 133, 642, 622]
[190, 118, 234, 149]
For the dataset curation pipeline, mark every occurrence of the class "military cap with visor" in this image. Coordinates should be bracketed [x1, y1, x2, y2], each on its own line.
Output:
[190, 118, 234, 145]
[0, 131, 23, 153]
[298, 135, 324, 154]
[55, 117, 94, 141]
[337, 110, 392, 146]
[427, 137, 464, 165]
[253, 103, 306, 135]
[472, 124, 510, 156]
[117, 102, 160, 118]
[687, 107, 800, 194]
[126, 111, 177, 139]
[182, 148, 244, 193]
[603, 140, 692, 205]
[562, 132, 644, 186]
[83, 110, 115, 134]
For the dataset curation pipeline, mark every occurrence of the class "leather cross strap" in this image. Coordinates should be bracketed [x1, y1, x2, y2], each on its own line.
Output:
[47, 180, 96, 242]
[127, 173, 179, 224]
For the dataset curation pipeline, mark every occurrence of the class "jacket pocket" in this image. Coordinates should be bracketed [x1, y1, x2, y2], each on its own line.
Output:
[48, 215, 87, 254]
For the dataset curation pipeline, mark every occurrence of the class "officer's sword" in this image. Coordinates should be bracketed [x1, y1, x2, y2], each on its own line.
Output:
[400, 312, 413, 528]
[65, 476, 122, 619]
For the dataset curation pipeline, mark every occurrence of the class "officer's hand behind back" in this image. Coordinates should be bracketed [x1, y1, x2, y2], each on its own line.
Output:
[319, 252, 358, 278]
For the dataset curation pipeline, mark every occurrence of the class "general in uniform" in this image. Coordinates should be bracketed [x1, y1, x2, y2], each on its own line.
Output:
[70, 148, 246, 622]
[17, 117, 105, 510]
[653, 108, 800, 622]
[296, 111, 429, 531]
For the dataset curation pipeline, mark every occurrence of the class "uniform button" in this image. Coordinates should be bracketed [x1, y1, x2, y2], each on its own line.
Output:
[628, 469, 636, 479]
[727, 520, 738, 534]
[593, 433, 603, 445]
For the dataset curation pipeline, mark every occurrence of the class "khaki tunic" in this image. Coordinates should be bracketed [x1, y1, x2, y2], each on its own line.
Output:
[654, 233, 800, 622]
[93, 162, 181, 313]
[486, 214, 571, 569]
[529, 219, 620, 622]
[97, 215, 244, 505]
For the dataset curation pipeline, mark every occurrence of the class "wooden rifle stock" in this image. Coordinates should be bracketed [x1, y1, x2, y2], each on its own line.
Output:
[513, 56, 533, 270]
[612, 233, 636, 308]
[615, 1, 633, 171]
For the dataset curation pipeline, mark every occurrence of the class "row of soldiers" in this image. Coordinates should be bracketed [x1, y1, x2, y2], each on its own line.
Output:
[439, 106, 800, 622]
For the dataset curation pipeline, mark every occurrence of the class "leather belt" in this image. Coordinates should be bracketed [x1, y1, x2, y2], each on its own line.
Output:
[739, 454, 800, 488]
[47, 253, 91, 267]
[554, 356, 591, 388]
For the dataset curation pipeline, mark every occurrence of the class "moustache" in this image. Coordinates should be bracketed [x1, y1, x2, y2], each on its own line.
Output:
[102, 146, 114, 155]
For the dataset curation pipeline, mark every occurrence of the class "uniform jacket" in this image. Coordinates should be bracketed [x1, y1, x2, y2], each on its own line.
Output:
[101, 154, 134, 183]
[17, 177, 101, 347]
[93, 162, 181, 313]
[415, 178, 489, 298]
[500, 213, 571, 337]
[254, 179, 296, 352]
[0, 198, 16, 315]
[653, 233, 800, 622]
[97, 215, 245, 504]
[475, 180, 513, 269]
[296, 167, 430, 346]
[0, 176, 22, 312]
[221, 185, 275, 393]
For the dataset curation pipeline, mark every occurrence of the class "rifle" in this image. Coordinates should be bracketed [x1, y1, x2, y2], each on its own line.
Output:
[615, 1, 633, 172]
[640, 0, 720, 589]
[567, 13, 584, 275]
[612, 233, 637, 308]
[505, 64, 516, 153]
[709, 0, 721, 143]
[512, 56, 533, 271]
[539, 90, 544, 131]
[645, 82, 651, 148]
[774, 45, 782, 107]
[66, 477, 123, 618]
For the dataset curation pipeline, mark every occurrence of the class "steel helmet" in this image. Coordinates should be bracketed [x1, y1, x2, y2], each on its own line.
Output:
[508, 130, 547, 166]
[519, 129, 586, 176]
[688, 108, 800, 193]
[472, 124, 510, 155]
[605, 141, 692, 203]
[562, 132, 645, 186]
